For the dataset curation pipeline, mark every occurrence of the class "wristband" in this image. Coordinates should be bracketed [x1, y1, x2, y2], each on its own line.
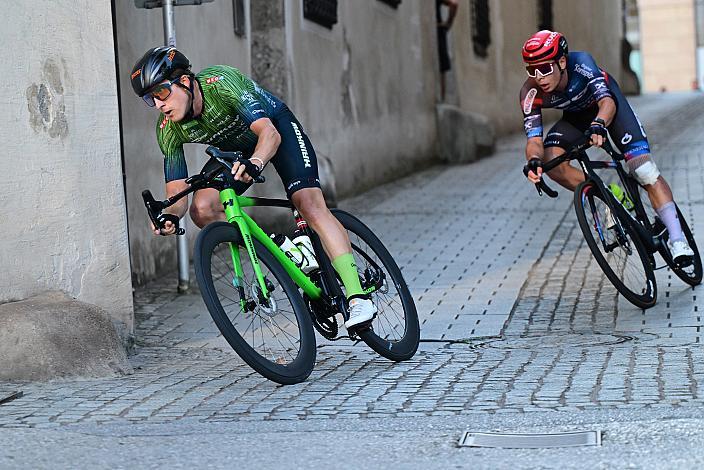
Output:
[250, 157, 265, 171]
[592, 117, 606, 127]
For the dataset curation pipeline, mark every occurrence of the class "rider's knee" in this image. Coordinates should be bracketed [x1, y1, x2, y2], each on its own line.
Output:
[546, 161, 571, 183]
[293, 189, 328, 225]
[189, 200, 216, 227]
[627, 155, 660, 186]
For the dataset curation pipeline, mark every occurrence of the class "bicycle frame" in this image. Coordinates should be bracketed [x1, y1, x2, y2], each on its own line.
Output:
[537, 140, 661, 255]
[218, 188, 323, 301]
[575, 144, 661, 255]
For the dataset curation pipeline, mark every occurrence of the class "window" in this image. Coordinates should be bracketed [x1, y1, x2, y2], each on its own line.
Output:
[537, 0, 553, 30]
[377, 0, 401, 8]
[470, 0, 490, 58]
[303, 0, 338, 29]
[233, 0, 245, 37]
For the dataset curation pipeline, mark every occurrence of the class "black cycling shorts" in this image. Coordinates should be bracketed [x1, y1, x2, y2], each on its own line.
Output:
[231, 106, 321, 198]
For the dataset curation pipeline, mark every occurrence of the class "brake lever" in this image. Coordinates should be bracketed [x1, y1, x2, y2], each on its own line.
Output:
[157, 213, 185, 236]
[142, 190, 185, 236]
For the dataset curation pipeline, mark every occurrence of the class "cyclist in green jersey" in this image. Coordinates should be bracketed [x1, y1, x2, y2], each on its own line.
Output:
[130, 47, 375, 328]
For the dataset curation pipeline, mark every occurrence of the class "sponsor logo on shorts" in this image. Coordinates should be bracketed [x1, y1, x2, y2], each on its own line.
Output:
[621, 133, 632, 145]
[291, 122, 312, 168]
[523, 88, 538, 114]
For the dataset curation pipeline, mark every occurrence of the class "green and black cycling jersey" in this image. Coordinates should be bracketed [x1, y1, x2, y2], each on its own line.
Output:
[157, 65, 285, 182]
[156, 65, 320, 197]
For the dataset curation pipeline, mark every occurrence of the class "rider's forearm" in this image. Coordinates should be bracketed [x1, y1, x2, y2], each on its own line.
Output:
[251, 125, 281, 166]
[525, 138, 544, 160]
[595, 97, 616, 126]
[165, 180, 189, 219]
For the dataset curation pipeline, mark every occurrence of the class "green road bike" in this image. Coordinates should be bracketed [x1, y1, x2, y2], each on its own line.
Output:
[525, 135, 702, 309]
[143, 146, 420, 384]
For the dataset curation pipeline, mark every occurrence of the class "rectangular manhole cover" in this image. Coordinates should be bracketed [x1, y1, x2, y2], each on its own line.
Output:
[458, 430, 601, 448]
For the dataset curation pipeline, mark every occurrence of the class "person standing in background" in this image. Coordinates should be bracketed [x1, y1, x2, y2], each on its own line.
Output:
[437, 0, 459, 101]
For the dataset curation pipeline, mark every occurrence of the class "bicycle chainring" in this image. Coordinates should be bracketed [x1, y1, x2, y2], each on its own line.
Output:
[306, 297, 339, 340]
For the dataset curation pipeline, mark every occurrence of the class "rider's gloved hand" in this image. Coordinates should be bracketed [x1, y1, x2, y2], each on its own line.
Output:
[152, 213, 179, 236]
[526, 157, 543, 184]
[232, 157, 264, 183]
[589, 118, 608, 147]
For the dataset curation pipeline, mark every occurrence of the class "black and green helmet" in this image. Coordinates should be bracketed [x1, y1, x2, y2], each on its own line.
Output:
[130, 46, 191, 96]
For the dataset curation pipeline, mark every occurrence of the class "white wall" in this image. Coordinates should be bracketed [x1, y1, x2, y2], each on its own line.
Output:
[0, 1, 133, 337]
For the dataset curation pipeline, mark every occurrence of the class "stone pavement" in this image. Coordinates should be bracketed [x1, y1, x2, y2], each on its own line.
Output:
[2, 92, 704, 469]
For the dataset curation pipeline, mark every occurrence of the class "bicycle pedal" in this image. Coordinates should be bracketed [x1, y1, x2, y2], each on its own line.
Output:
[346, 317, 375, 335]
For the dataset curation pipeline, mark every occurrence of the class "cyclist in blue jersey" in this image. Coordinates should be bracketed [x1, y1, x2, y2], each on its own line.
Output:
[130, 47, 376, 328]
[519, 30, 694, 263]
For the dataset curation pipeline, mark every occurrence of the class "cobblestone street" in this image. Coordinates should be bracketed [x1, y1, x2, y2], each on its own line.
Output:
[3, 93, 704, 468]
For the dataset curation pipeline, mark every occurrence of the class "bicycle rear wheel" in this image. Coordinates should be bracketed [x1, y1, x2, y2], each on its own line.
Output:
[194, 222, 316, 384]
[634, 183, 703, 286]
[331, 210, 420, 361]
[574, 180, 657, 308]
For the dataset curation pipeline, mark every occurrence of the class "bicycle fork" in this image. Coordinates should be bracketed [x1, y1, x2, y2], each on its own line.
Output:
[220, 189, 271, 310]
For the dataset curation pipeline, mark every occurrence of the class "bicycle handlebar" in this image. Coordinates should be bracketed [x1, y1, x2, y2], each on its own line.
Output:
[522, 131, 608, 199]
[142, 145, 268, 236]
[205, 146, 266, 184]
[142, 189, 185, 236]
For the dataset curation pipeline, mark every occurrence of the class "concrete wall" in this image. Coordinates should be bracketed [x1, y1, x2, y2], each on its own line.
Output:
[449, 0, 624, 135]
[114, 0, 252, 283]
[640, 0, 697, 92]
[0, 1, 133, 337]
[284, 0, 439, 197]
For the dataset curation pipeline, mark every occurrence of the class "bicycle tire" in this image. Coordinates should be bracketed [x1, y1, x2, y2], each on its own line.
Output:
[331, 210, 420, 361]
[194, 222, 316, 384]
[574, 180, 657, 309]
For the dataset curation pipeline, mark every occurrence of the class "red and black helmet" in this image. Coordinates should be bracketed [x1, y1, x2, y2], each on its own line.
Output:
[130, 46, 191, 96]
[522, 30, 568, 64]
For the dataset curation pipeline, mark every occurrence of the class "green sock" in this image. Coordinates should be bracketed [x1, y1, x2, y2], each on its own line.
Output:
[331, 253, 364, 298]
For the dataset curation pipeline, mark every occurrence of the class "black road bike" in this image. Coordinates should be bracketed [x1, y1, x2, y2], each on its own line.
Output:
[524, 137, 702, 309]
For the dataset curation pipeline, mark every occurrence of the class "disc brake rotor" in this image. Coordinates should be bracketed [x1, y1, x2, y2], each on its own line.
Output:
[252, 284, 277, 316]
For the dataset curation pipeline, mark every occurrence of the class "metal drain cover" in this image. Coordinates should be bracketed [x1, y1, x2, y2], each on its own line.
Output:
[483, 333, 633, 350]
[458, 430, 601, 448]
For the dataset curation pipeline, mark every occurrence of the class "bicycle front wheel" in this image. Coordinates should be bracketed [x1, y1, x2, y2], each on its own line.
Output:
[331, 210, 420, 361]
[194, 222, 316, 384]
[574, 181, 657, 309]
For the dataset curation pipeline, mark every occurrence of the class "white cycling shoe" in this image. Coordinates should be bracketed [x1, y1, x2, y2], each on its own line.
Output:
[345, 296, 377, 329]
[668, 239, 694, 263]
